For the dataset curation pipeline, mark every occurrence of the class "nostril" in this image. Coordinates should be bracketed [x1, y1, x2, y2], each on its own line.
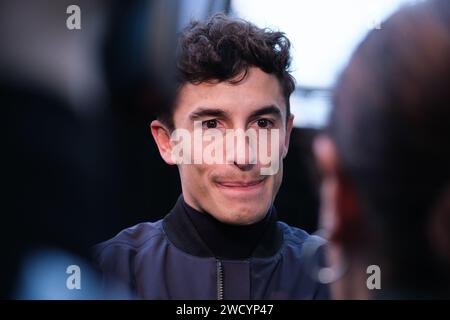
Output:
[233, 162, 254, 171]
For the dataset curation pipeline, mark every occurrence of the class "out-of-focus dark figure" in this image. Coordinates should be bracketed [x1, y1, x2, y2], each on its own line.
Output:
[313, 0, 450, 299]
[1, 0, 179, 298]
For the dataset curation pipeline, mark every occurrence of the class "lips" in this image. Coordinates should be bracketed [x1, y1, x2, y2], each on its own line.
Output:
[215, 178, 265, 189]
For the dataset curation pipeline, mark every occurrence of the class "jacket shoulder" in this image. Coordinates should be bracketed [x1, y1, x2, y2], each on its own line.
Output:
[276, 222, 330, 299]
[277, 221, 324, 245]
[94, 220, 164, 253]
[92, 220, 165, 282]
[277, 221, 327, 257]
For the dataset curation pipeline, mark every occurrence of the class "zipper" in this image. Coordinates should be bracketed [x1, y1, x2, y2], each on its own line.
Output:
[216, 260, 224, 300]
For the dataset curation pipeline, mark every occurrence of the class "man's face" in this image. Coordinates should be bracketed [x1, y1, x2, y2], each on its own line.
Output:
[153, 67, 293, 225]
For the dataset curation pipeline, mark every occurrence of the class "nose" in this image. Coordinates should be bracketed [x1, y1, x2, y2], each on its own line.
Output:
[224, 127, 258, 171]
[233, 161, 255, 172]
[231, 129, 257, 171]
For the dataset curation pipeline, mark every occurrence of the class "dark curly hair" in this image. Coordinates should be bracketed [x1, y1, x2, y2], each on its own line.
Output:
[159, 13, 295, 129]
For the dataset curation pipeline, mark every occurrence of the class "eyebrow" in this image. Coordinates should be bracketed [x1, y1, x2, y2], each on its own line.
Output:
[189, 108, 229, 120]
[248, 105, 282, 120]
[188, 105, 282, 122]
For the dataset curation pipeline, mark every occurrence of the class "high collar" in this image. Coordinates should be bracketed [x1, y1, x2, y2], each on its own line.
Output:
[162, 195, 283, 259]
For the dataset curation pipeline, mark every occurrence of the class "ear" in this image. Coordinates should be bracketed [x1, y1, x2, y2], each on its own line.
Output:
[314, 135, 362, 245]
[150, 120, 175, 165]
[282, 114, 294, 159]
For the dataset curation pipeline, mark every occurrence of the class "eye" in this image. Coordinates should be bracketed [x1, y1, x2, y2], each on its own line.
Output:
[202, 119, 218, 129]
[256, 118, 273, 128]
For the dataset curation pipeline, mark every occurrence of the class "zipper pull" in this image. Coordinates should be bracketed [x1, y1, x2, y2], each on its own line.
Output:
[216, 260, 224, 300]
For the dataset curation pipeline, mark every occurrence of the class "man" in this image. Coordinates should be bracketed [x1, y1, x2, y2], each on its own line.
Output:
[94, 14, 328, 299]
[314, 0, 450, 299]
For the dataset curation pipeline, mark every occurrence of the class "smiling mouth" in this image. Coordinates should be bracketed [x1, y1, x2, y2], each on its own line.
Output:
[215, 178, 266, 190]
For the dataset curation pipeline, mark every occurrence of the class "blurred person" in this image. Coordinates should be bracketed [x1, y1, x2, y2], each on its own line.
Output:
[313, 0, 450, 299]
[1, 0, 178, 299]
[94, 14, 329, 300]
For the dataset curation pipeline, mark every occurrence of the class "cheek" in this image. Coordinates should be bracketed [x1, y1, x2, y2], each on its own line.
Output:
[266, 129, 287, 154]
[279, 130, 289, 154]
[260, 166, 283, 200]
[180, 164, 212, 189]
[273, 165, 284, 189]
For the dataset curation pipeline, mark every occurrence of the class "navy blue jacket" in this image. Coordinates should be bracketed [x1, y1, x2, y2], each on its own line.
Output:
[93, 197, 329, 299]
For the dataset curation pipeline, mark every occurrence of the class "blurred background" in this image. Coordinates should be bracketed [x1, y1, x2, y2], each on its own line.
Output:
[1, 0, 423, 298]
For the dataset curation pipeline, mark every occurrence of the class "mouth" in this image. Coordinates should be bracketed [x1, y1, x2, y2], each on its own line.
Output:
[215, 178, 266, 193]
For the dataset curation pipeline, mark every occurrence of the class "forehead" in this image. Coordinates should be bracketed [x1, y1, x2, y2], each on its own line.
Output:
[173, 68, 286, 121]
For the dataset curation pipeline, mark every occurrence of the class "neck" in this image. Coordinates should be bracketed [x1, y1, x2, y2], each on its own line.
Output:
[162, 195, 283, 259]
[182, 197, 272, 259]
